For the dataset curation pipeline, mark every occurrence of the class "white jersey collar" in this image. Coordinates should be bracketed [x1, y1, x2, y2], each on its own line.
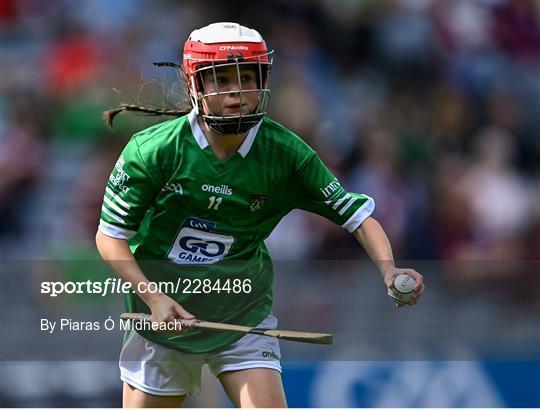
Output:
[188, 109, 261, 158]
[188, 109, 209, 149]
[237, 120, 262, 157]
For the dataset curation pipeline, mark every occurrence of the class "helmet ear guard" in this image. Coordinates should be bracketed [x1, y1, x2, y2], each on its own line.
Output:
[182, 22, 273, 135]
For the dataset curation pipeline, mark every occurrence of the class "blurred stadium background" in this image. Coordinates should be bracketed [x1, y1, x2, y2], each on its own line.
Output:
[1, 0, 539, 407]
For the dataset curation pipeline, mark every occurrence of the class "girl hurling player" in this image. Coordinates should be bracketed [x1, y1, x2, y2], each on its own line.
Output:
[96, 22, 425, 408]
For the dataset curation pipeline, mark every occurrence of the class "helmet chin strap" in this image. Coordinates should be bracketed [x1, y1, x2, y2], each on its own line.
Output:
[202, 111, 262, 135]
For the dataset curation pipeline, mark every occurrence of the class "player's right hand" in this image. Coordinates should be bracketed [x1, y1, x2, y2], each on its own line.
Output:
[148, 293, 195, 332]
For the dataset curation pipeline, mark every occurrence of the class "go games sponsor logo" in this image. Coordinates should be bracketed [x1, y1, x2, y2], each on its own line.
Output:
[168, 218, 233, 265]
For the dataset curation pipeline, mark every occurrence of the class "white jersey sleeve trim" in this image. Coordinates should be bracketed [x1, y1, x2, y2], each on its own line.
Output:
[101, 205, 126, 224]
[341, 196, 375, 233]
[103, 196, 128, 216]
[98, 219, 137, 240]
[105, 187, 131, 209]
[332, 194, 350, 210]
[338, 196, 356, 215]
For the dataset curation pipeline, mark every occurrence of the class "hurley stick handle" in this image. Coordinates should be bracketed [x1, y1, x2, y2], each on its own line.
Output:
[120, 313, 333, 345]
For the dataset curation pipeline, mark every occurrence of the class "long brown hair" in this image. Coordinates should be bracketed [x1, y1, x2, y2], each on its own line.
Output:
[102, 104, 191, 128]
[103, 62, 192, 127]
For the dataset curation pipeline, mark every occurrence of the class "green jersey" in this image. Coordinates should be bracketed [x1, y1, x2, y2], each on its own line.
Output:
[99, 110, 374, 353]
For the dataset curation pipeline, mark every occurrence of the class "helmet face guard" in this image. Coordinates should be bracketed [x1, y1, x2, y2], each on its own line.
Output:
[183, 23, 273, 135]
[192, 55, 273, 134]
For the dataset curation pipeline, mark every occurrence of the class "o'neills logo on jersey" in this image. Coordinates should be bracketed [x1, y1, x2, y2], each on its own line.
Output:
[201, 184, 233, 195]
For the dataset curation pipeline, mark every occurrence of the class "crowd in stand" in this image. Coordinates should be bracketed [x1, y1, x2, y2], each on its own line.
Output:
[2, 0, 539, 302]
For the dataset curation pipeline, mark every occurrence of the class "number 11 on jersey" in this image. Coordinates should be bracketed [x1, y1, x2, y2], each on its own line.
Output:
[208, 196, 222, 210]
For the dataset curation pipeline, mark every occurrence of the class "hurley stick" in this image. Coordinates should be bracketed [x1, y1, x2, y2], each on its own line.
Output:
[120, 312, 333, 345]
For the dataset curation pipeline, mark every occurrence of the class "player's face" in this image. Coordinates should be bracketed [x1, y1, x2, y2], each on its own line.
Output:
[199, 65, 259, 117]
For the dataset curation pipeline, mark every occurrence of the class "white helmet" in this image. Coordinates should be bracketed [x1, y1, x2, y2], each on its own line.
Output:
[183, 22, 273, 134]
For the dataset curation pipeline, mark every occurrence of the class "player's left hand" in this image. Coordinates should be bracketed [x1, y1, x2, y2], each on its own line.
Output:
[383, 268, 425, 307]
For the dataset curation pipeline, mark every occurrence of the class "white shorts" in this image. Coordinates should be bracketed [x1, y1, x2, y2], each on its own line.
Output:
[119, 314, 282, 396]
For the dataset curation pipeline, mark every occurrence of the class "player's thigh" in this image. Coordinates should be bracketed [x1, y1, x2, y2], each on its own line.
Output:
[123, 382, 186, 408]
[218, 368, 287, 408]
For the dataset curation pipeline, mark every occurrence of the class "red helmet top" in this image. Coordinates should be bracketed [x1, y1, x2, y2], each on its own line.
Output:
[183, 40, 270, 91]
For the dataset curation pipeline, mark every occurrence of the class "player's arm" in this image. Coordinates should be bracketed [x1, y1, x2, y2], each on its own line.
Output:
[95, 232, 194, 322]
[290, 149, 424, 306]
[353, 217, 424, 306]
[96, 138, 193, 323]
